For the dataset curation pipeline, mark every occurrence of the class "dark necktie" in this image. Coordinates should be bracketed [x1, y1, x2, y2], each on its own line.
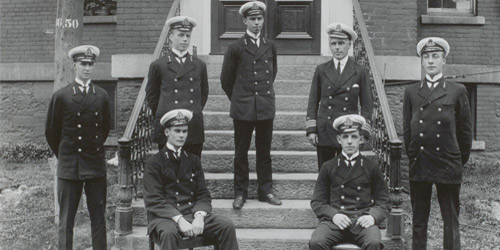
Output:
[251, 37, 259, 47]
[175, 54, 186, 64]
[427, 78, 440, 91]
[82, 85, 87, 96]
[336, 61, 341, 76]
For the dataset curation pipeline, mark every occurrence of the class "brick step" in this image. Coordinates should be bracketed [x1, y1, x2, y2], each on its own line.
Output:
[131, 199, 318, 228]
[205, 95, 308, 112]
[203, 111, 305, 130]
[114, 227, 400, 250]
[202, 130, 375, 151]
[208, 79, 312, 96]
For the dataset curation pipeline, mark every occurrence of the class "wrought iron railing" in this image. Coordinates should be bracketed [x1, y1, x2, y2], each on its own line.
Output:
[352, 0, 404, 240]
[115, 0, 180, 236]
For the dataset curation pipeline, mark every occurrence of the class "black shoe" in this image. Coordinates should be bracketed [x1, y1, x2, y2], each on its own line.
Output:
[232, 196, 245, 209]
[258, 193, 282, 206]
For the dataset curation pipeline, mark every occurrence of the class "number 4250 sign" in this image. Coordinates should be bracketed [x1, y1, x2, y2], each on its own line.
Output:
[56, 18, 79, 29]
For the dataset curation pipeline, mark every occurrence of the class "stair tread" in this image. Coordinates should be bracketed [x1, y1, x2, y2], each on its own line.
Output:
[132, 199, 312, 209]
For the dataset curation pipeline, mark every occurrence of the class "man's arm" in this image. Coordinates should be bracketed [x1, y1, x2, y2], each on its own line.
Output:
[306, 66, 321, 137]
[220, 46, 237, 100]
[272, 42, 278, 82]
[367, 164, 390, 225]
[310, 165, 337, 220]
[402, 87, 412, 154]
[101, 91, 112, 142]
[456, 86, 473, 165]
[45, 93, 62, 157]
[192, 156, 212, 215]
[145, 62, 161, 116]
[200, 62, 209, 110]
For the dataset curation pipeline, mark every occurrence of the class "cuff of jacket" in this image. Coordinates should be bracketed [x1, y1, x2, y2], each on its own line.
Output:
[306, 119, 317, 136]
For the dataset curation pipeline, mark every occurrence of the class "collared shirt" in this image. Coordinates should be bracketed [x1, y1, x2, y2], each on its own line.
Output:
[426, 73, 443, 89]
[342, 151, 360, 167]
[246, 30, 261, 47]
[172, 48, 188, 64]
[165, 142, 182, 159]
[333, 56, 348, 74]
[75, 78, 90, 94]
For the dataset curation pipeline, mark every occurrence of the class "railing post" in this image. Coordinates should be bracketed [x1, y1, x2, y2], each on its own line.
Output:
[387, 138, 404, 239]
[115, 137, 133, 236]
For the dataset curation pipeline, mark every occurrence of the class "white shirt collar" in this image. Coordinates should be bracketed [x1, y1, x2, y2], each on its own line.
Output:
[426, 73, 443, 83]
[166, 142, 182, 154]
[75, 77, 90, 87]
[246, 30, 261, 40]
[172, 48, 188, 58]
[342, 151, 360, 161]
[333, 56, 348, 67]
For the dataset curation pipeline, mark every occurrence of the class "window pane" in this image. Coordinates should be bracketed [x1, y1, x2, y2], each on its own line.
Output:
[429, 0, 442, 8]
[443, 0, 456, 8]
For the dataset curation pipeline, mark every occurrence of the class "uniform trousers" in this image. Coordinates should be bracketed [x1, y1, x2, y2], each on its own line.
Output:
[152, 214, 239, 250]
[410, 181, 461, 250]
[316, 145, 342, 170]
[233, 119, 273, 199]
[309, 220, 383, 250]
[158, 143, 203, 158]
[57, 176, 107, 250]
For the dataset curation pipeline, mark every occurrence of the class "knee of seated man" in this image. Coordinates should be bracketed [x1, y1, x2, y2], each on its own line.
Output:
[362, 237, 381, 247]
[157, 224, 180, 241]
[309, 235, 335, 249]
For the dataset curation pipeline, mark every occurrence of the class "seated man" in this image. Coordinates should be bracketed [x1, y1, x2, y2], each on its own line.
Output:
[143, 109, 239, 250]
[309, 114, 389, 250]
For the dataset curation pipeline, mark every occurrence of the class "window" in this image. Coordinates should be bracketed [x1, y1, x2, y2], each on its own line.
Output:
[84, 0, 117, 16]
[422, 0, 484, 25]
[94, 81, 117, 131]
[428, 0, 475, 15]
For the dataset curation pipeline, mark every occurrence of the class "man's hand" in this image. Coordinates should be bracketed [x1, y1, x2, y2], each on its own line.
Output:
[308, 133, 318, 146]
[191, 215, 205, 236]
[356, 215, 375, 228]
[178, 217, 194, 237]
[332, 214, 351, 230]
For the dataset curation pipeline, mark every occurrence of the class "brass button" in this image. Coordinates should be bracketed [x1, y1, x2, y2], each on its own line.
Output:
[267, 81, 270, 84]
[190, 192, 194, 195]
[438, 107, 442, 112]
[95, 112, 98, 116]
[77, 112, 81, 116]
[328, 116, 331, 120]
[436, 134, 440, 138]
[78, 136, 82, 140]
[328, 106, 332, 109]
[175, 192, 179, 196]
[329, 96, 332, 99]
[357, 186, 361, 190]
[78, 148, 82, 152]
[175, 100, 178, 104]
[177, 203, 180, 207]
[190, 77, 193, 81]
[267, 91, 270, 94]
[188, 202, 192, 205]
[254, 72, 257, 75]
[253, 61, 256, 64]
[190, 178, 193, 182]
[254, 82, 258, 85]
[96, 135, 98, 139]
[176, 180, 180, 183]
[347, 87, 350, 91]
[266, 70, 269, 74]
[97, 148, 100, 152]
[174, 89, 178, 93]
[328, 86, 331, 89]
[78, 124, 81, 128]
[356, 197, 360, 201]
[255, 92, 258, 95]
[420, 107, 424, 111]
[341, 196, 345, 200]
[343, 107, 347, 111]
[190, 100, 193, 104]
[419, 133, 424, 137]
[420, 146, 424, 150]
[436, 147, 440, 151]
[95, 123, 98, 127]
[345, 97, 349, 101]
[419, 120, 423, 124]
[437, 121, 441, 125]
[190, 89, 194, 92]
[265, 60, 268, 63]
[340, 185, 344, 189]
[174, 79, 178, 82]
[340, 206, 345, 210]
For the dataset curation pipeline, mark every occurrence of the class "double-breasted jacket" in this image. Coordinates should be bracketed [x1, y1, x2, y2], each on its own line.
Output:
[146, 52, 209, 145]
[311, 154, 389, 231]
[306, 58, 373, 147]
[45, 82, 111, 180]
[143, 148, 212, 234]
[403, 79, 473, 184]
[220, 33, 278, 121]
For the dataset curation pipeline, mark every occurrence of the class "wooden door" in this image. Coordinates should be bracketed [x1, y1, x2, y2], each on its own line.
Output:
[211, 0, 321, 55]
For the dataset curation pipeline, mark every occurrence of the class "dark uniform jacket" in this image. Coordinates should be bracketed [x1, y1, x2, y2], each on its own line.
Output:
[311, 154, 389, 232]
[306, 57, 373, 147]
[146, 52, 209, 145]
[403, 79, 473, 184]
[143, 148, 212, 234]
[45, 82, 111, 180]
[220, 33, 278, 121]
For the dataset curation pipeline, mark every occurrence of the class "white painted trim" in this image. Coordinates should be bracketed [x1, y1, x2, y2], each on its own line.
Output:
[320, 0, 353, 56]
[181, 0, 211, 55]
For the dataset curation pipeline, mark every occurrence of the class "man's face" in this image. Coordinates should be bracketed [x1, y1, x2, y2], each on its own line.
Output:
[165, 125, 188, 148]
[74, 61, 94, 81]
[243, 14, 264, 35]
[337, 130, 362, 156]
[421, 51, 445, 77]
[329, 38, 350, 60]
[170, 29, 191, 52]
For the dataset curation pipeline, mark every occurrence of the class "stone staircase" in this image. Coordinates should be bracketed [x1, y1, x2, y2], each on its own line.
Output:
[113, 55, 403, 250]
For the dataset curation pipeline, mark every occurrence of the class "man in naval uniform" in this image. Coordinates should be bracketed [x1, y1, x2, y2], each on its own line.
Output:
[306, 23, 373, 170]
[309, 114, 389, 250]
[143, 109, 239, 250]
[45, 45, 111, 250]
[403, 37, 472, 250]
[220, 1, 281, 209]
[146, 16, 209, 157]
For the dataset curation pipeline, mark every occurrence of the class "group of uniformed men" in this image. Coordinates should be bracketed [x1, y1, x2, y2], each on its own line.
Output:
[45, 0, 472, 249]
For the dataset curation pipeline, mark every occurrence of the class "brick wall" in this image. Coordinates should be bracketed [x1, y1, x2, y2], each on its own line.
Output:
[417, 0, 500, 65]
[476, 84, 500, 152]
[359, 0, 418, 56]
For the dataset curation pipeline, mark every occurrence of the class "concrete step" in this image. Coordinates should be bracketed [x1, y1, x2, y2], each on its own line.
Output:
[208, 79, 312, 96]
[203, 130, 312, 151]
[114, 227, 401, 250]
[203, 111, 305, 130]
[131, 199, 318, 228]
[204, 95, 308, 112]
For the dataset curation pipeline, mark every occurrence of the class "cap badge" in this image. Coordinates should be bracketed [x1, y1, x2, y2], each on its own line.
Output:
[335, 24, 342, 32]
[176, 111, 185, 120]
[182, 18, 190, 26]
[85, 48, 93, 57]
[426, 39, 435, 47]
[252, 2, 259, 10]
[345, 117, 353, 127]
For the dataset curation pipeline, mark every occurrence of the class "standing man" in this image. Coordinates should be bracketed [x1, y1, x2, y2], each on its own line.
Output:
[220, 1, 281, 209]
[146, 16, 209, 157]
[403, 37, 472, 250]
[306, 23, 373, 170]
[45, 45, 111, 250]
[309, 114, 389, 250]
[143, 109, 239, 250]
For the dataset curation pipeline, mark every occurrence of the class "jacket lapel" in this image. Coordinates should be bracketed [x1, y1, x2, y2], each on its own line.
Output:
[417, 80, 430, 100]
[71, 82, 85, 105]
[177, 150, 191, 179]
[254, 38, 269, 61]
[243, 34, 257, 56]
[176, 53, 194, 78]
[336, 58, 355, 88]
[423, 78, 447, 105]
[167, 52, 180, 74]
[78, 82, 98, 112]
[323, 60, 338, 88]
[333, 158, 349, 181]
[342, 158, 365, 184]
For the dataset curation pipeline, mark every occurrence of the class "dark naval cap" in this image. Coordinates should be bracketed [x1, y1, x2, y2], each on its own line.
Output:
[239, 1, 266, 18]
[68, 45, 100, 62]
[160, 109, 193, 128]
[166, 16, 197, 32]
